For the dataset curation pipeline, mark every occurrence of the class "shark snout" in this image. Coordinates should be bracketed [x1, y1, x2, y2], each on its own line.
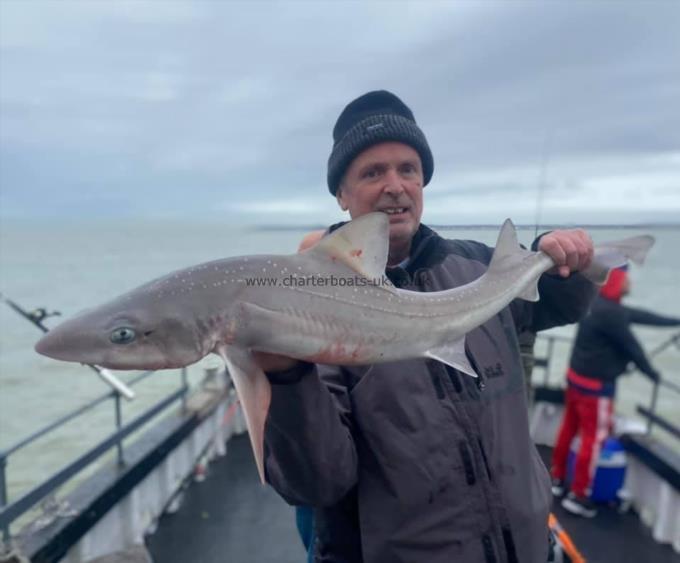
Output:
[34, 321, 92, 362]
[35, 330, 67, 360]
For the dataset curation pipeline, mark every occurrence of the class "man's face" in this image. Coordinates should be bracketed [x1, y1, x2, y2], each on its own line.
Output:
[336, 142, 424, 253]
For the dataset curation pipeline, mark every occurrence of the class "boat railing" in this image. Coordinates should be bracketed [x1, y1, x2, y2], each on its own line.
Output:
[1, 326, 677, 553]
[0, 367, 189, 549]
[533, 333, 573, 384]
[535, 331, 680, 440]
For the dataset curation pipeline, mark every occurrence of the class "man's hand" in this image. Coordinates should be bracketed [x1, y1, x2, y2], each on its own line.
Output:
[538, 229, 594, 278]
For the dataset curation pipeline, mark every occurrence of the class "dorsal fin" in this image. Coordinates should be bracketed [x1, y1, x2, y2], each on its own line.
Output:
[306, 212, 390, 282]
[487, 218, 538, 301]
[487, 219, 532, 272]
[489, 219, 520, 266]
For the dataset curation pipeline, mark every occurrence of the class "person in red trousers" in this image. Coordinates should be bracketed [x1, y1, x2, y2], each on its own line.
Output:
[551, 267, 680, 517]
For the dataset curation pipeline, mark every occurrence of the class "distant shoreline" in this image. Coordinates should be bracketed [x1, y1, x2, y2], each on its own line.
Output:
[2, 218, 678, 232]
[254, 223, 680, 232]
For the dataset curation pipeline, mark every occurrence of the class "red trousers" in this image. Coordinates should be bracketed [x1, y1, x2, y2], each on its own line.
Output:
[551, 385, 613, 497]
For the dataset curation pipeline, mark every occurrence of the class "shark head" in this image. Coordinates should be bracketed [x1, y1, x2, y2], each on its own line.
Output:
[35, 293, 206, 370]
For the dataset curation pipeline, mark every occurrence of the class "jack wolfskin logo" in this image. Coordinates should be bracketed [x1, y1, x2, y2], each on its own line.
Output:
[484, 363, 504, 378]
[365, 123, 384, 133]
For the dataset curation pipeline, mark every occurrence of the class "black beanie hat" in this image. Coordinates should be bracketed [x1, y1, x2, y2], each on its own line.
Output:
[327, 90, 434, 195]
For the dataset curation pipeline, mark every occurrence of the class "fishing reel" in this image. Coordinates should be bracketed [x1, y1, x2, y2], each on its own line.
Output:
[27, 307, 61, 324]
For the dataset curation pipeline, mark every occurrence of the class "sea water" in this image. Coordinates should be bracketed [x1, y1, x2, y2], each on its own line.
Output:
[1, 220, 678, 505]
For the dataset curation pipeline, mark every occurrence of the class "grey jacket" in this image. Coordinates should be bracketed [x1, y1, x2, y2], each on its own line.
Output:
[264, 224, 596, 563]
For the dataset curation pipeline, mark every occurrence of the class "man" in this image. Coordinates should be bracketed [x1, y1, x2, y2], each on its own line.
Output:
[256, 90, 596, 563]
[552, 266, 680, 518]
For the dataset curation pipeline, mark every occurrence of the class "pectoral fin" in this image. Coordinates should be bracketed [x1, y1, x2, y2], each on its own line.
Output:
[426, 338, 478, 378]
[216, 344, 271, 484]
[517, 282, 540, 302]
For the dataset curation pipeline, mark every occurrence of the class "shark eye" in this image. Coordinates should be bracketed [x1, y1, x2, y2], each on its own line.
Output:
[110, 327, 136, 345]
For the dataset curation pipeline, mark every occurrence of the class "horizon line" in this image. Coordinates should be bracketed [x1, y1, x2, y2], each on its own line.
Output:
[254, 222, 680, 232]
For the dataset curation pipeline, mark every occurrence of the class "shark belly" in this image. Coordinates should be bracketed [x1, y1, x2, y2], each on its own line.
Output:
[236, 298, 432, 366]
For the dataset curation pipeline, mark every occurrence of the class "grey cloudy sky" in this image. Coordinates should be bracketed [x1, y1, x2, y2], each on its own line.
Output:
[1, 0, 679, 226]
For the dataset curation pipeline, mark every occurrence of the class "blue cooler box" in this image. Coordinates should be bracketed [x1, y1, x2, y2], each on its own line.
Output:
[567, 437, 627, 502]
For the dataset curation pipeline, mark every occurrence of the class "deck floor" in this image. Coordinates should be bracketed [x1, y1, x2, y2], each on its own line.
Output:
[537, 445, 678, 563]
[148, 435, 678, 563]
[147, 434, 304, 563]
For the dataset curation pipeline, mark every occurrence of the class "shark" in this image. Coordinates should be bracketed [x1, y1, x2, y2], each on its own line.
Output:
[34, 213, 654, 482]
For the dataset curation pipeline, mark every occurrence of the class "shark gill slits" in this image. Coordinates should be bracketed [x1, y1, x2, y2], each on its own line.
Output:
[110, 327, 136, 344]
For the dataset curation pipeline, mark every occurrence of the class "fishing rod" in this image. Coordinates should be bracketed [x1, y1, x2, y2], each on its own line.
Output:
[533, 131, 553, 241]
[1, 292, 135, 400]
[648, 330, 680, 358]
[0, 291, 60, 332]
[649, 331, 680, 394]
[623, 330, 680, 393]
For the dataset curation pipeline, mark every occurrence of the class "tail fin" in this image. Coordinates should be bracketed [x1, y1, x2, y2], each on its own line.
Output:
[489, 219, 538, 301]
[582, 235, 655, 284]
